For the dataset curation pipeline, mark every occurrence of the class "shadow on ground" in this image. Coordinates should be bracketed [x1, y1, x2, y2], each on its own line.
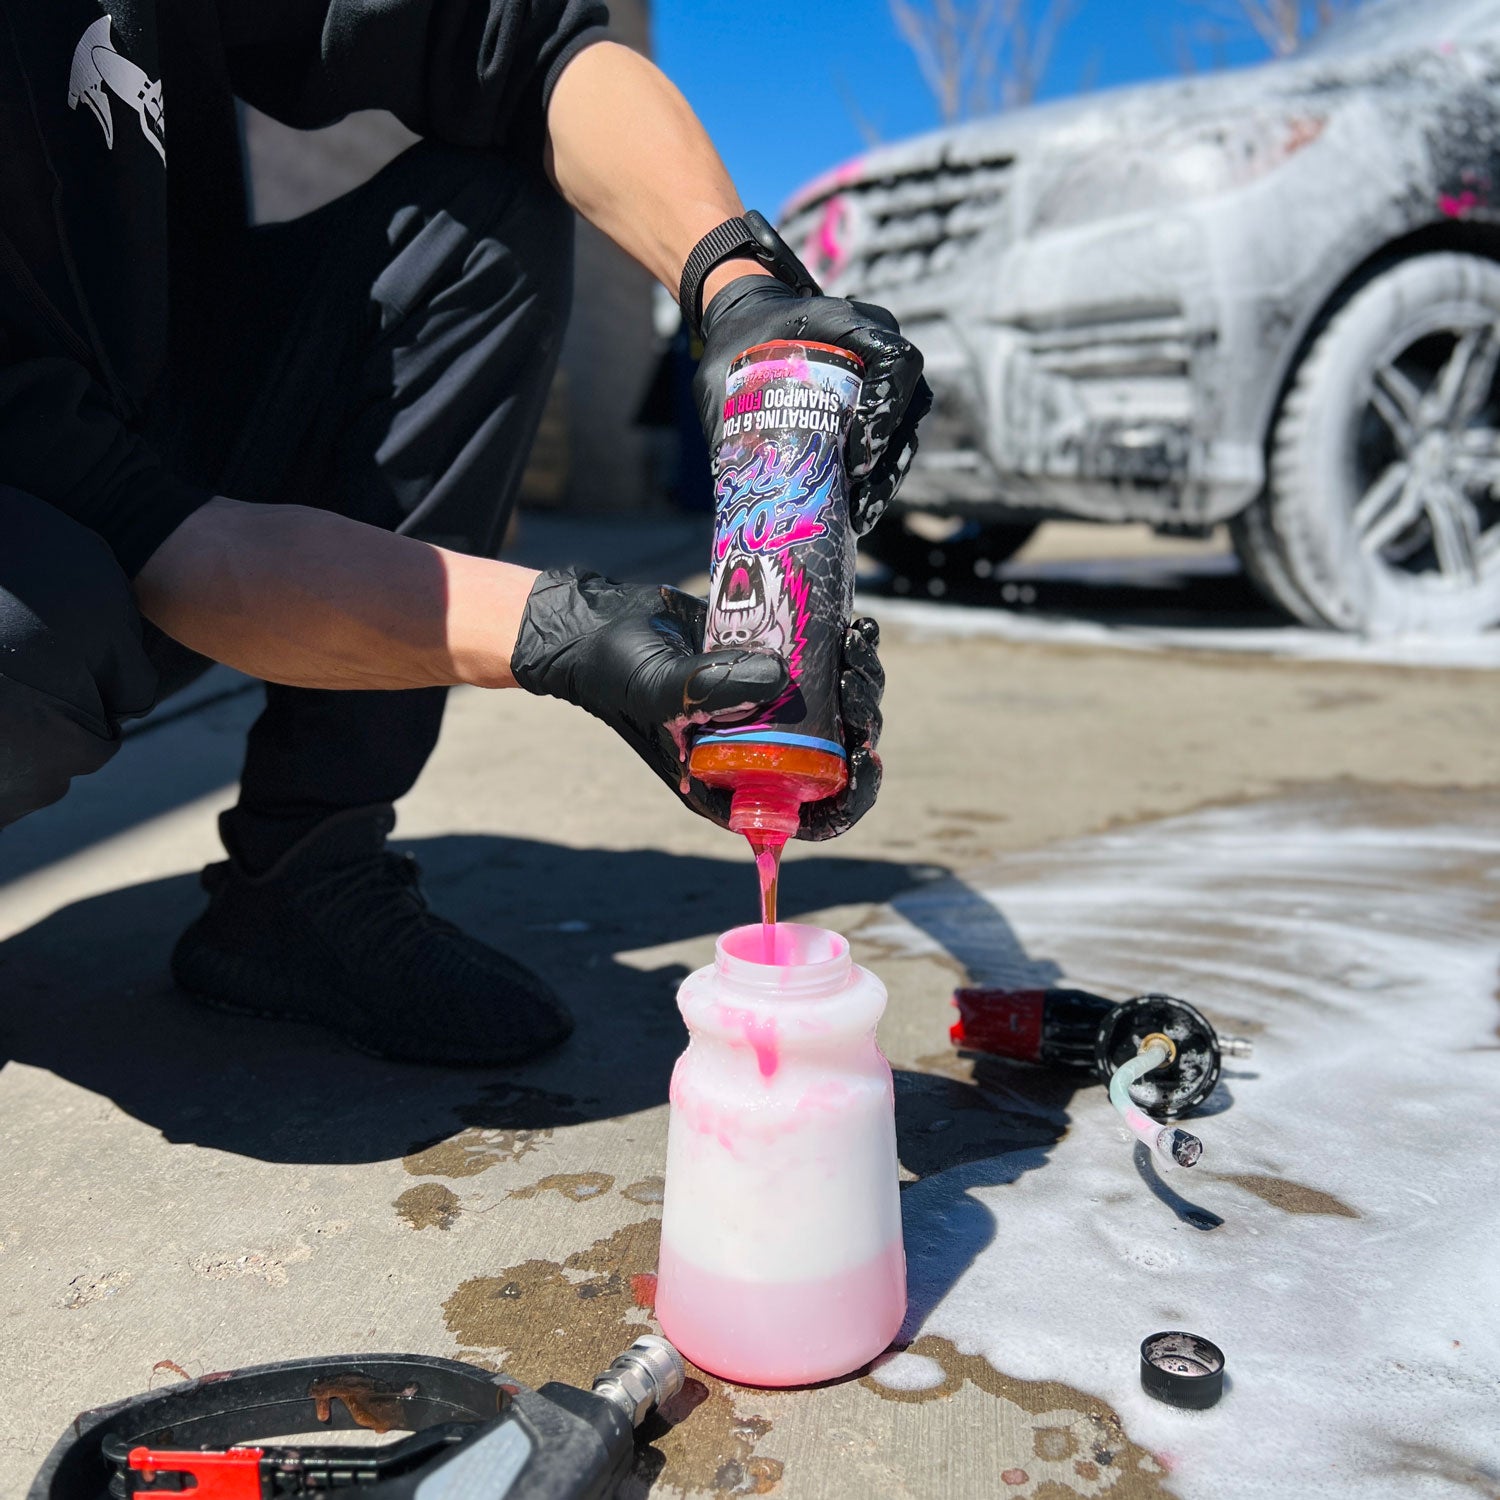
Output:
[0, 824, 1227, 1379]
[0, 834, 995, 1170]
[866, 549, 1282, 631]
[0, 832, 1142, 1346]
[2, 826, 1182, 1485]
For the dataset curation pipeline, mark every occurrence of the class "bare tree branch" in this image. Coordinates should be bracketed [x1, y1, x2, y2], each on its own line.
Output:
[1183, 0, 1354, 60]
[1013, 0, 1075, 107]
[890, 0, 952, 120]
[832, 67, 883, 148]
[1168, 14, 1238, 74]
[889, 0, 1077, 122]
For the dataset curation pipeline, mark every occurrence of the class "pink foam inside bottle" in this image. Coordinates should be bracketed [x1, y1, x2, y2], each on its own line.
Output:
[655, 924, 906, 1387]
[656, 1238, 907, 1389]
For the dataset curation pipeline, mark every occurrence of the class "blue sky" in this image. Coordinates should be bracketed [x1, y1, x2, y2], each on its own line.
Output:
[653, 0, 1283, 213]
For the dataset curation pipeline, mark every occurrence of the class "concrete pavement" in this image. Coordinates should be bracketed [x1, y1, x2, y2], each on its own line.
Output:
[3, 520, 1497, 1497]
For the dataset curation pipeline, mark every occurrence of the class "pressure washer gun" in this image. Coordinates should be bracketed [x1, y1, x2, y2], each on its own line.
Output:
[29, 1338, 685, 1500]
[950, 987, 1253, 1171]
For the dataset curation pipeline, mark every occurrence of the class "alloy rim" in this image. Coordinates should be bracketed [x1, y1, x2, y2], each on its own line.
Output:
[1353, 318, 1500, 592]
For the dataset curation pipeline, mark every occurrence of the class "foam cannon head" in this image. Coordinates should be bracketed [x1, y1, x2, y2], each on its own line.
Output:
[949, 986, 1252, 1120]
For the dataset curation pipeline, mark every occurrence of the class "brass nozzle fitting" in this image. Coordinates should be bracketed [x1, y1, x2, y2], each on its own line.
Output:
[1139, 1032, 1177, 1065]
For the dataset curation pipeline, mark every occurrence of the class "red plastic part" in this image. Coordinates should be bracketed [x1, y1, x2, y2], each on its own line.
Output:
[128, 1445, 264, 1499]
[950, 988, 1046, 1062]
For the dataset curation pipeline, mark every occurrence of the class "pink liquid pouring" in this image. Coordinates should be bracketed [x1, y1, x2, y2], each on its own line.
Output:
[747, 833, 785, 964]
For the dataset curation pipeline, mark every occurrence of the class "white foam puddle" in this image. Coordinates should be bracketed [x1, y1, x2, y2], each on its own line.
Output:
[877, 795, 1500, 1497]
[865, 593, 1500, 670]
[868, 1350, 948, 1391]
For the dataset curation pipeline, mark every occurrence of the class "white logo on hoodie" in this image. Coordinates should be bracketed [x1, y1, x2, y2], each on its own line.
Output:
[67, 15, 165, 164]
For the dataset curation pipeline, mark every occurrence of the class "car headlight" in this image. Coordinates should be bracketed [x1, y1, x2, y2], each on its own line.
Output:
[1028, 112, 1328, 233]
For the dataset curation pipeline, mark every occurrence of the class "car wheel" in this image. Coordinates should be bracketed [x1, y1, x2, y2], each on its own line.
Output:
[860, 513, 1039, 596]
[1240, 252, 1500, 634]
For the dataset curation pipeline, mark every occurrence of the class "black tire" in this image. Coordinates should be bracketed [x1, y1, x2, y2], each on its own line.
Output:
[860, 513, 1039, 594]
[1229, 491, 1325, 627]
[1235, 252, 1500, 634]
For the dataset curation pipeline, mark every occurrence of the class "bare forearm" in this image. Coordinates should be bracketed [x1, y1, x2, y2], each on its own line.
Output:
[545, 41, 771, 306]
[134, 498, 537, 691]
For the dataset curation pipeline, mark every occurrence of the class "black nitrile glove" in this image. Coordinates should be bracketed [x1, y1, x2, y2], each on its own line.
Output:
[694, 276, 932, 534]
[800, 615, 884, 843]
[511, 570, 884, 841]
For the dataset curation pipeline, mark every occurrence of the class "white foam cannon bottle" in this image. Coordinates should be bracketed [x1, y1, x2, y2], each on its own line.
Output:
[655, 924, 905, 1386]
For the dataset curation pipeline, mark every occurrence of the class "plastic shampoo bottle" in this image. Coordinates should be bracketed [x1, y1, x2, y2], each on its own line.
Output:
[688, 340, 864, 847]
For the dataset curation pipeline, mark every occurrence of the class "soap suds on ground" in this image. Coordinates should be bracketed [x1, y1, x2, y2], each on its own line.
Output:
[866, 790, 1500, 1498]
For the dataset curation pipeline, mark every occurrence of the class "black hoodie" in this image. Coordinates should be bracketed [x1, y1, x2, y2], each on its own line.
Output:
[0, 0, 607, 577]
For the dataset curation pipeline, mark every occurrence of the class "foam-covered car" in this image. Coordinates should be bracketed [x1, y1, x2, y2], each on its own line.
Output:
[782, 0, 1500, 632]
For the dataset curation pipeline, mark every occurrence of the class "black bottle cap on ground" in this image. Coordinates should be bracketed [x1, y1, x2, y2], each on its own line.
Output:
[1139, 1332, 1225, 1409]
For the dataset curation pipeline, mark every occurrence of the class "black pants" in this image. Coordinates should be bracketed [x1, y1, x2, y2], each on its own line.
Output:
[0, 143, 573, 862]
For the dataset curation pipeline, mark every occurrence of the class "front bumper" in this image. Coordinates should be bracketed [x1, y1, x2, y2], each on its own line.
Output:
[899, 306, 1263, 525]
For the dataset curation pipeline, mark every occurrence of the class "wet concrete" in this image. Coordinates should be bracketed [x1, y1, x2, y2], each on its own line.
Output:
[396, 1183, 463, 1230]
[2, 520, 1498, 1495]
[1211, 1174, 1360, 1218]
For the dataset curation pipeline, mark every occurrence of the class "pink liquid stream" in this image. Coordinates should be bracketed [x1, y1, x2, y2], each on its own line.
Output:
[747, 835, 785, 963]
[656, 1235, 906, 1387]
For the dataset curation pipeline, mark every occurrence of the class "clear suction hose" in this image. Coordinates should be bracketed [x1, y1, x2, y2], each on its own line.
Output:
[1110, 1038, 1204, 1171]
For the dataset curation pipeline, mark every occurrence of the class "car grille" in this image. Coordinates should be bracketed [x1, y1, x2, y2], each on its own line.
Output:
[780, 155, 1016, 297]
[1018, 303, 1194, 380]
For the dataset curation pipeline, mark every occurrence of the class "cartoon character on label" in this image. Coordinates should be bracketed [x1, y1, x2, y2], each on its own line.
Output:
[705, 550, 798, 659]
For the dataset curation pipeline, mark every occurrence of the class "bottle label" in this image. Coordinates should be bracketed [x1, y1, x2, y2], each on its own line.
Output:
[698, 341, 863, 757]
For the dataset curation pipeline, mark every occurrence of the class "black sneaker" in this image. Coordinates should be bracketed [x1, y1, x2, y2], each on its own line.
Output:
[171, 807, 573, 1066]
